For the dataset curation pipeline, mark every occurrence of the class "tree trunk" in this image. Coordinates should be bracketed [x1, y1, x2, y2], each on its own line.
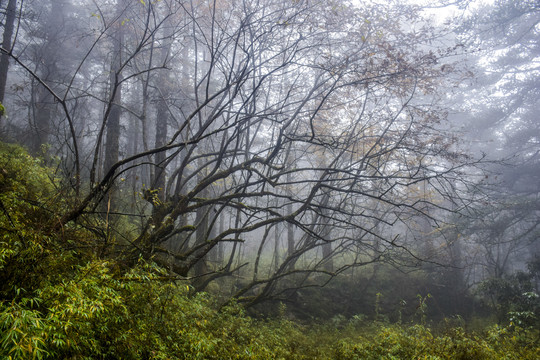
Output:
[103, 0, 125, 211]
[152, 15, 174, 199]
[0, 0, 16, 105]
[29, 0, 65, 153]
[31, 85, 54, 153]
[318, 191, 333, 272]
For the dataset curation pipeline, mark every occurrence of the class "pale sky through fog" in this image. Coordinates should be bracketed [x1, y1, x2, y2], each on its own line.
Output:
[350, 0, 462, 24]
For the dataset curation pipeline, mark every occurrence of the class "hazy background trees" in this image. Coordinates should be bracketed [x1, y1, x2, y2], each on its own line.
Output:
[449, 0, 540, 279]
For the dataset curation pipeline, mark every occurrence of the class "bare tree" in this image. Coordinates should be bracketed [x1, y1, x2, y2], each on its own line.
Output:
[1, 0, 477, 306]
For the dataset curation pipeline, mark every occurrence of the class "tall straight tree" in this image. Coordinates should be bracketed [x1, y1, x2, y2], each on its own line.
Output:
[0, 0, 16, 107]
[102, 0, 127, 211]
[27, 0, 68, 153]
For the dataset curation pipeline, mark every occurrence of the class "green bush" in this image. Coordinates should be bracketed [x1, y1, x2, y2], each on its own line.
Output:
[479, 263, 540, 330]
[333, 324, 540, 360]
[0, 144, 56, 295]
[1, 143, 539, 359]
[0, 260, 317, 359]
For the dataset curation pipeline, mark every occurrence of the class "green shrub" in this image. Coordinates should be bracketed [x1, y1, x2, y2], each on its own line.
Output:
[1, 143, 539, 359]
[333, 323, 540, 360]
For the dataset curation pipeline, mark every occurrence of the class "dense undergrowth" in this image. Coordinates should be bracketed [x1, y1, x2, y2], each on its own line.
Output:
[1, 143, 539, 359]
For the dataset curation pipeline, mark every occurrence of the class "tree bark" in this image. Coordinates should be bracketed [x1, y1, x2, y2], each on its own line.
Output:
[103, 0, 125, 211]
[0, 0, 16, 105]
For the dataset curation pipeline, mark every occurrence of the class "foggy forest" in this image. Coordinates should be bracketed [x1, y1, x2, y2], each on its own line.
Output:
[0, 0, 539, 358]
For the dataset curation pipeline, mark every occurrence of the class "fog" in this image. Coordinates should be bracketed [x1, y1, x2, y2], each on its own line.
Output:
[0, 0, 538, 329]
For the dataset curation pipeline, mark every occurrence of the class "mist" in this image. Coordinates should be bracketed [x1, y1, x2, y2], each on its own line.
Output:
[0, 0, 538, 358]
